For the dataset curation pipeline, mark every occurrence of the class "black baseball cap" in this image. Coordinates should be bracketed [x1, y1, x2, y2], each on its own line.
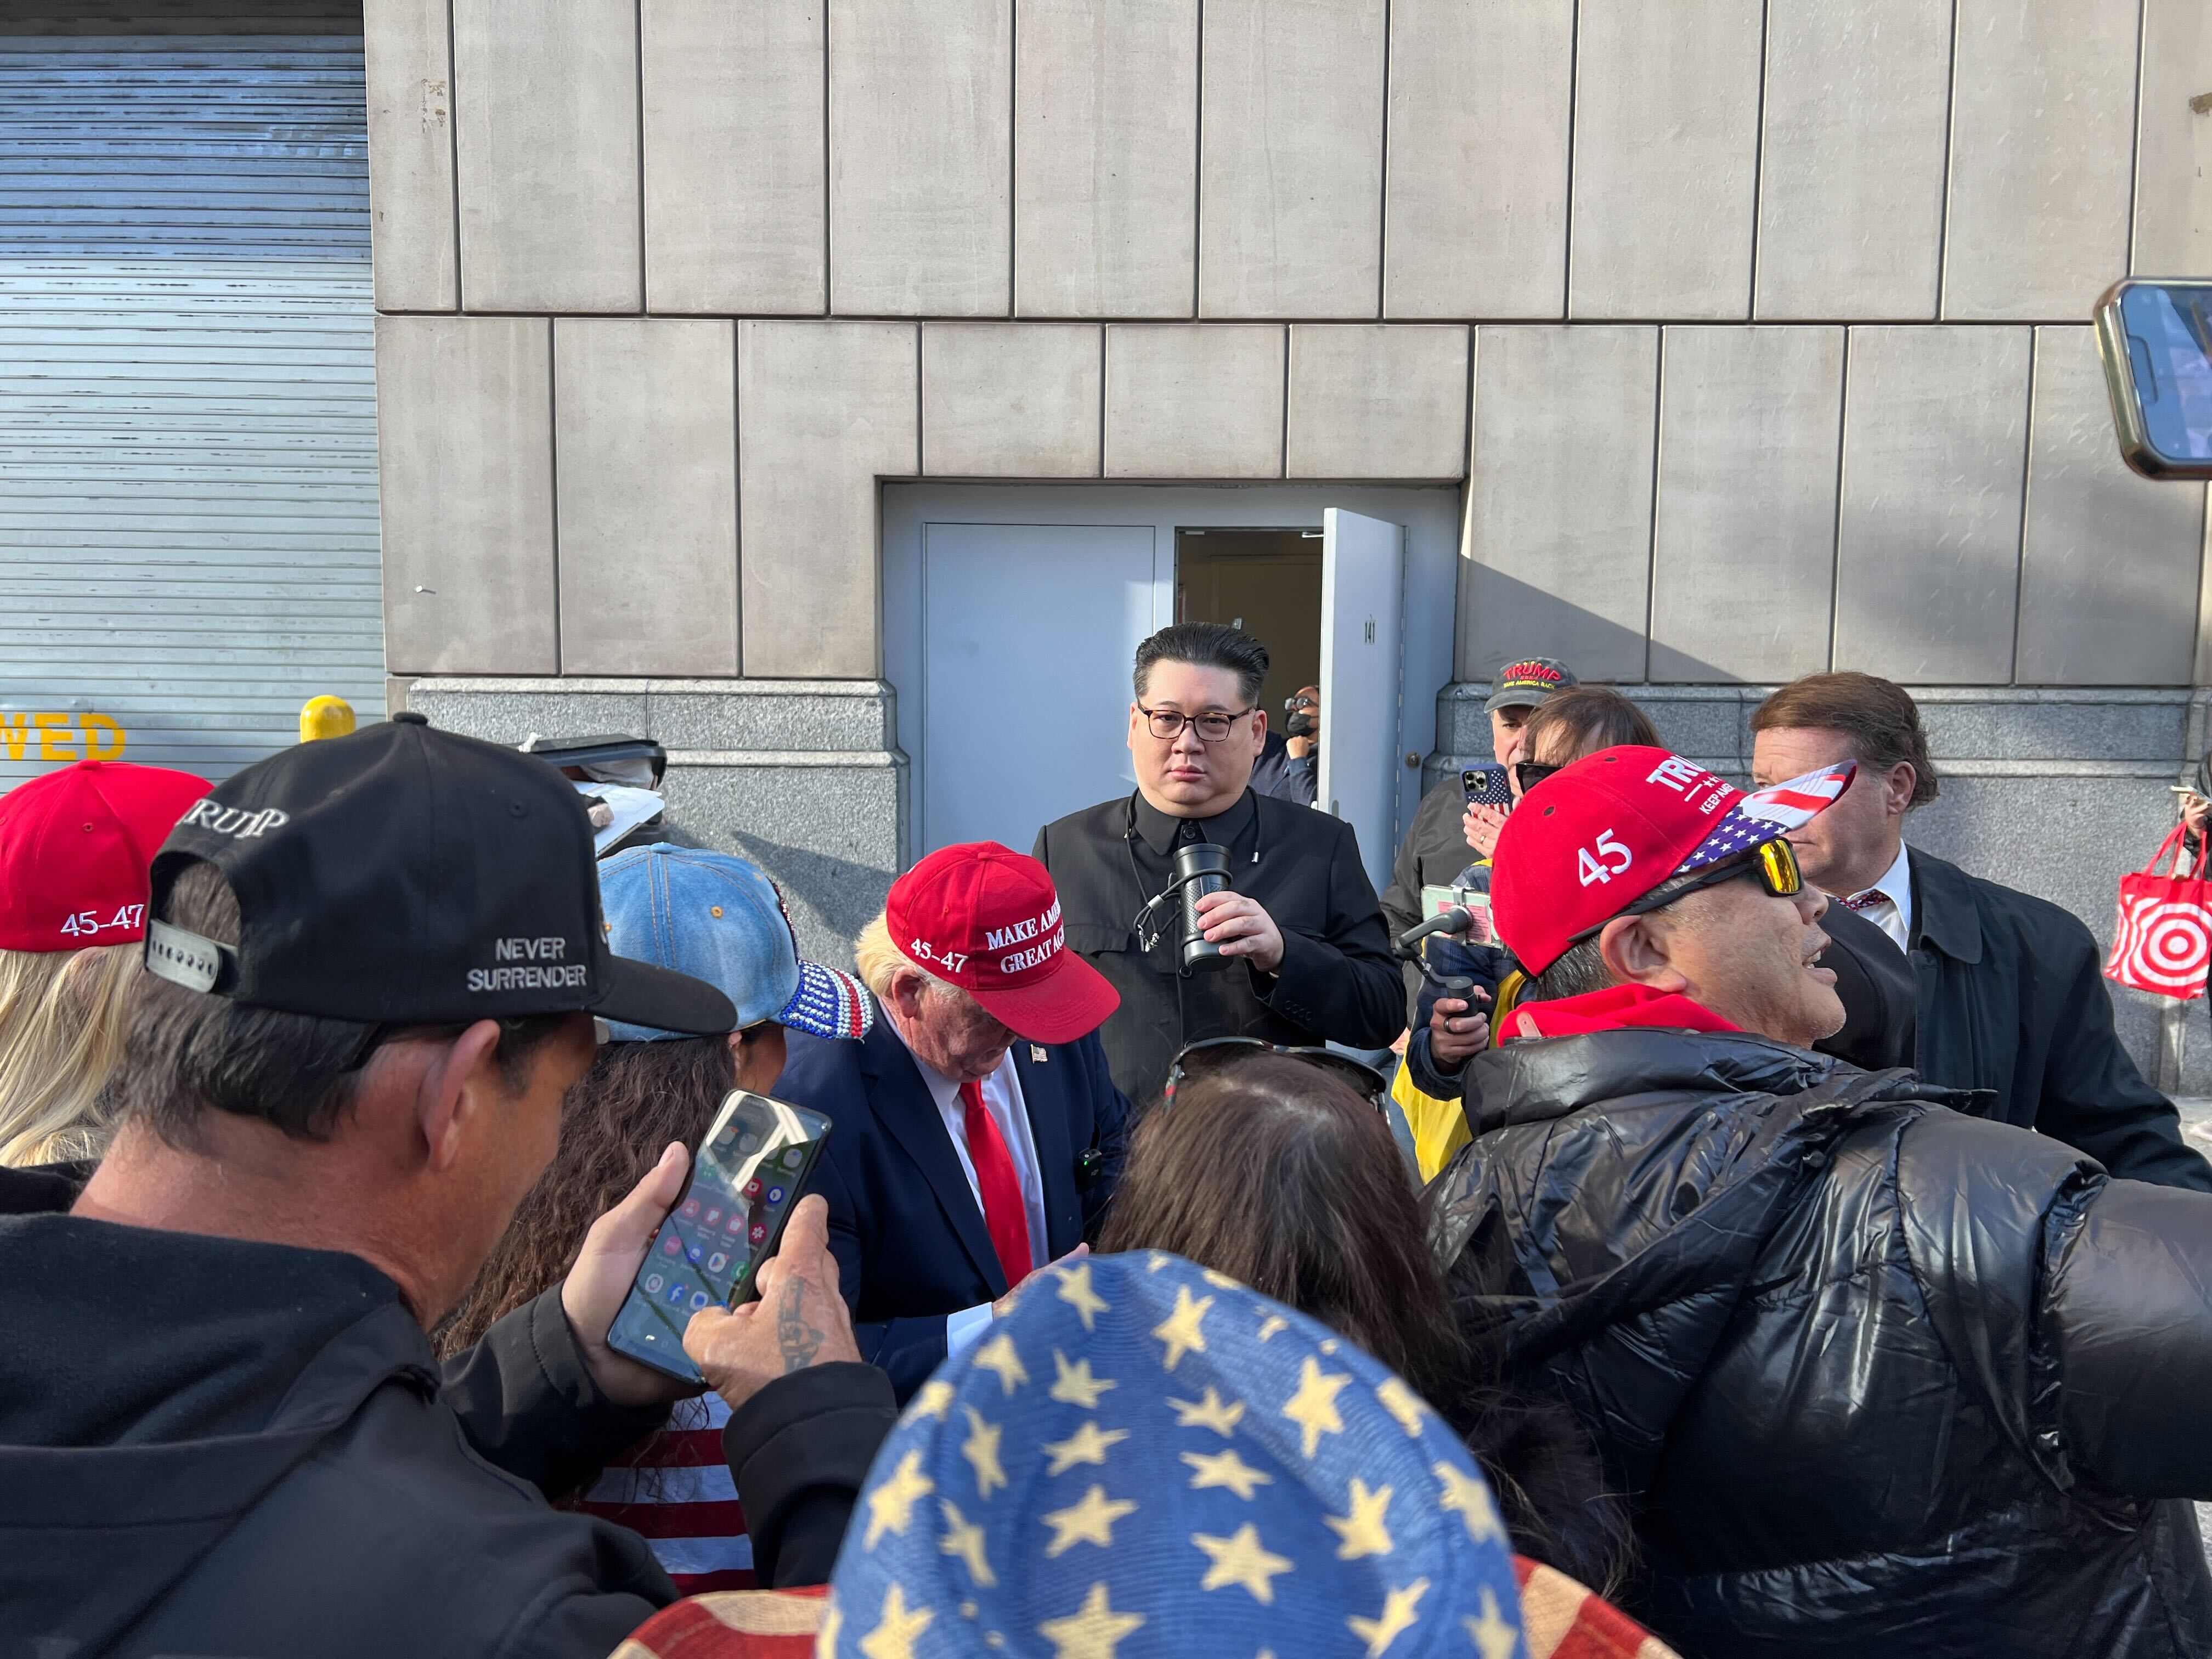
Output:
[1484, 656, 1578, 714]
[143, 712, 735, 1035]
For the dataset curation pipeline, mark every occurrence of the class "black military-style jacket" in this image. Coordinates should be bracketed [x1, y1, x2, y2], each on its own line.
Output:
[1034, 787, 1405, 1107]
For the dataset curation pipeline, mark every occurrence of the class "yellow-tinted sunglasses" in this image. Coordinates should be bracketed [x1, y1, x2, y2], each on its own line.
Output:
[1570, 837, 1805, 946]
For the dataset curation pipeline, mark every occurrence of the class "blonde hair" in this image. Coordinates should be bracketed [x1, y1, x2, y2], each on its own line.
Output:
[0, 941, 142, 1167]
[853, 911, 946, 1001]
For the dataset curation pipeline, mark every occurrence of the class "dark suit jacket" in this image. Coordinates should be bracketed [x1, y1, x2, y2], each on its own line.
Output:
[1813, 899, 1918, 1073]
[776, 1001, 1132, 1401]
[1908, 848, 2212, 1192]
[1036, 788, 1406, 1107]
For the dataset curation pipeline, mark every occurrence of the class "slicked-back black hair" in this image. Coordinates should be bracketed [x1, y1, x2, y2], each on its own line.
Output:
[1133, 622, 1270, 706]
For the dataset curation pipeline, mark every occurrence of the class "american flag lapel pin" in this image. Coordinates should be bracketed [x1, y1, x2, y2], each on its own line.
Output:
[1030, 1045, 1048, 1063]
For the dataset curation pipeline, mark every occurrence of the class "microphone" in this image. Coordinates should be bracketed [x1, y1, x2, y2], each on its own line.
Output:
[1396, 906, 1480, 951]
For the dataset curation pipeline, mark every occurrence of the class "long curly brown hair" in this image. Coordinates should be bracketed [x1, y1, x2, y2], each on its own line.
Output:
[1097, 1053, 1635, 1596]
[436, 1035, 736, 1357]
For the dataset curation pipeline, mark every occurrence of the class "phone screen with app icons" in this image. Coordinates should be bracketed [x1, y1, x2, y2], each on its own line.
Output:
[603, 1090, 834, 1385]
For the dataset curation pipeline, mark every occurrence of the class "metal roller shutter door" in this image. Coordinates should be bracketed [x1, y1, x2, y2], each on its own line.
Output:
[0, 31, 383, 788]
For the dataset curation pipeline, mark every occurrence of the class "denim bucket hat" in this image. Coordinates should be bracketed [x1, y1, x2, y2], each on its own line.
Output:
[596, 844, 871, 1043]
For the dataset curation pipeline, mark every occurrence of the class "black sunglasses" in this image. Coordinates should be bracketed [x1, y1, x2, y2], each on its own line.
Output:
[1161, 1036, 1389, 1113]
[1511, 760, 1563, 794]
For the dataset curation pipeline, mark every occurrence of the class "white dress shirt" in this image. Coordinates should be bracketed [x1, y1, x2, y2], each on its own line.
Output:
[884, 1023, 1049, 1356]
[1839, 840, 1915, 953]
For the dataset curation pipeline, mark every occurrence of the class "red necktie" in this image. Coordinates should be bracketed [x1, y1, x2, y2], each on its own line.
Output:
[1841, 888, 1890, 912]
[959, 1077, 1034, 1292]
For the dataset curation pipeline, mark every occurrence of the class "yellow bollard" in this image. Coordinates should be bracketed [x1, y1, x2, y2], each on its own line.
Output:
[299, 695, 356, 743]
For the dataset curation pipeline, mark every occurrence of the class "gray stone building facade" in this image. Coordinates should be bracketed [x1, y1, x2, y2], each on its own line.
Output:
[365, 0, 2212, 1081]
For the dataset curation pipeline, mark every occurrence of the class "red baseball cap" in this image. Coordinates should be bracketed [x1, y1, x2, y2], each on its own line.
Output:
[0, 760, 212, 952]
[1492, 746, 1855, 974]
[886, 842, 1120, 1045]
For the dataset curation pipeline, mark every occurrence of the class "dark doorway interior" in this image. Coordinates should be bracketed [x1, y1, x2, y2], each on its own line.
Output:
[1174, 529, 1322, 726]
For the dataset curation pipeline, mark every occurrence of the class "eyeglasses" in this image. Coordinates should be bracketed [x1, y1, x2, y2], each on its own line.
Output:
[1566, 837, 1805, 947]
[1138, 704, 1257, 743]
[1160, 1036, 1389, 1112]
[1511, 760, 1562, 794]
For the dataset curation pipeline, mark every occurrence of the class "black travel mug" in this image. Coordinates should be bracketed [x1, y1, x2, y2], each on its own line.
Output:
[1175, 842, 1235, 974]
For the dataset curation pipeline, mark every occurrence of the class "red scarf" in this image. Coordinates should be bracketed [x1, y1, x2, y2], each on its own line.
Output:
[1508, 983, 1740, 1040]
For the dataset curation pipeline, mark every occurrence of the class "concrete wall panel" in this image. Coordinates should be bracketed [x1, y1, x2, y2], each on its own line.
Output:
[1103, 325, 1284, 478]
[1286, 324, 1467, 479]
[1943, 0, 2138, 320]
[642, 0, 825, 314]
[828, 0, 1011, 317]
[1569, 0, 1763, 320]
[453, 0, 640, 312]
[1755, 0, 1950, 321]
[364, 0, 458, 311]
[554, 319, 738, 676]
[1014, 0, 1197, 318]
[1383, 0, 1571, 320]
[376, 316, 557, 674]
[2017, 326, 2206, 685]
[1198, 0, 1386, 319]
[1833, 326, 2031, 682]
[1650, 327, 1844, 682]
[737, 322, 918, 678]
[1462, 326, 1658, 684]
[922, 323, 1102, 476]
[2133, 0, 2212, 276]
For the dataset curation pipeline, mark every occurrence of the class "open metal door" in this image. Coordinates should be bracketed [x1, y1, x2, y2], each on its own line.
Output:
[1317, 508, 1404, 893]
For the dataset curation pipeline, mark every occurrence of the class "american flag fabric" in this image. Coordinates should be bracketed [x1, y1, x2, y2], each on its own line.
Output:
[822, 1251, 1534, 1657]
[606, 1560, 1680, 1659]
[574, 1393, 754, 1594]
[1677, 762, 1855, 878]
[782, 959, 873, 1043]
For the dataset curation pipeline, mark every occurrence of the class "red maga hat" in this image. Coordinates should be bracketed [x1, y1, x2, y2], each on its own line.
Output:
[886, 842, 1119, 1045]
[1492, 746, 1854, 975]
[0, 760, 212, 952]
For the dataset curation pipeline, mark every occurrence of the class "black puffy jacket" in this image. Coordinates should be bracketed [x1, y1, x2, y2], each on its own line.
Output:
[1429, 1025, 2212, 1659]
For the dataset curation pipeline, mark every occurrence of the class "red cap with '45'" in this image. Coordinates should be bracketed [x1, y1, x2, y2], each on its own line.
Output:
[887, 842, 1120, 1045]
[0, 760, 212, 952]
[1491, 746, 1855, 975]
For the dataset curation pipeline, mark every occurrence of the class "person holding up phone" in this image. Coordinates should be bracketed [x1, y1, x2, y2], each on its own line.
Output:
[437, 844, 872, 1593]
[1378, 656, 1578, 1025]
[0, 717, 901, 1659]
[1404, 689, 1662, 1110]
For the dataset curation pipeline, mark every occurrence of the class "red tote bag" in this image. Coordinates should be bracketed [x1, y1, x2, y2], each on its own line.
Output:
[2105, 826, 2212, 1000]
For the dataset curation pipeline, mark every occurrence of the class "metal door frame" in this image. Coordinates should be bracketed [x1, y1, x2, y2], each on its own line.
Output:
[881, 482, 1461, 870]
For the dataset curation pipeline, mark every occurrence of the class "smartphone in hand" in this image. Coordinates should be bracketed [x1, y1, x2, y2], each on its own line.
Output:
[604, 1090, 833, 1385]
[1462, 766, 1513, 808]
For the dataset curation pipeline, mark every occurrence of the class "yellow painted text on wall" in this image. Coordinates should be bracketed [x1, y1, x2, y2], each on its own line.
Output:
[0, 713, 126, 763]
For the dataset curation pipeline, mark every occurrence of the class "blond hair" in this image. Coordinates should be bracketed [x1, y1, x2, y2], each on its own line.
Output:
[0, 941, 142, 1167]
[853, 911, 947, 1001]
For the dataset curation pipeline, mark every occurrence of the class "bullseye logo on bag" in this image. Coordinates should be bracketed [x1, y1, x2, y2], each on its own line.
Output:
[2115, 902, 2212, 992]
[467, 934, 590, 993]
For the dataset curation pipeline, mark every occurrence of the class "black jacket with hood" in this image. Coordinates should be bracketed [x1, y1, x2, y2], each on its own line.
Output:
[1429, 1013, 2212, 1659]
[0, 1167, 896, 1659]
